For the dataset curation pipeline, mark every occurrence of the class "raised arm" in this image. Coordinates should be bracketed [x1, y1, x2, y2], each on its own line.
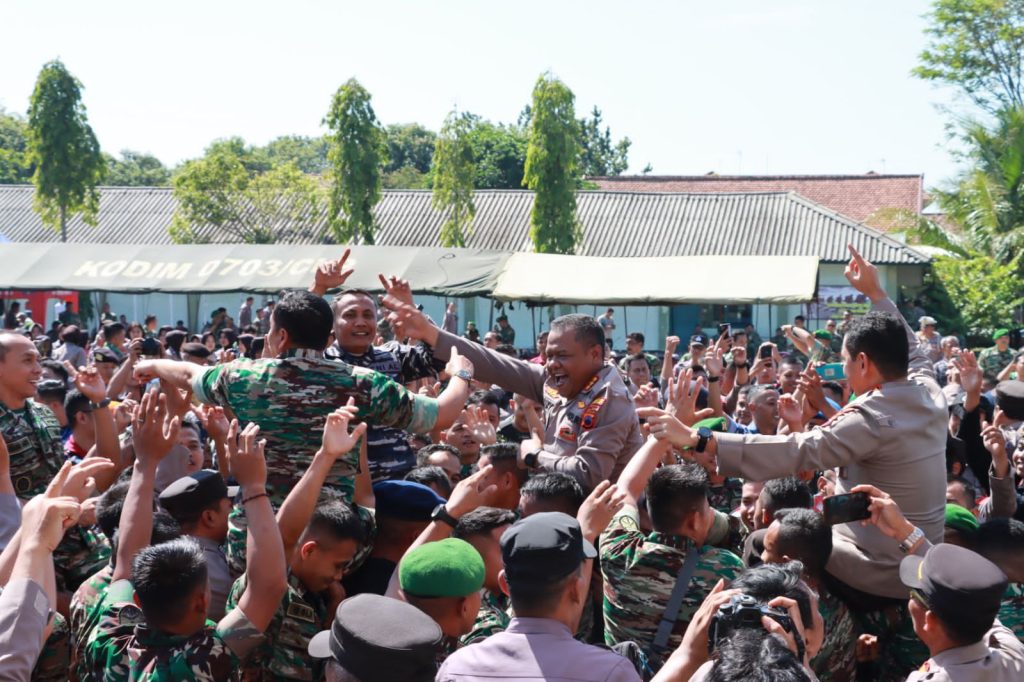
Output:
[617, 435, 673, 507]
[65, 362, 122, 490]
[229, 423, 288, 632]
[134, 359, 206, 394]
[113, 389, 180, 581]
[276, 403, 366, 559]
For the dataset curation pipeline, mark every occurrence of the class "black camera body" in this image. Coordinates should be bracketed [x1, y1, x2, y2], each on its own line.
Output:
[708, 594, 805, 660]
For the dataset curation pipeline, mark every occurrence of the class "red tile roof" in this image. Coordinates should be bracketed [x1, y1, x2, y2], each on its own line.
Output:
[588, 174, 924, 229]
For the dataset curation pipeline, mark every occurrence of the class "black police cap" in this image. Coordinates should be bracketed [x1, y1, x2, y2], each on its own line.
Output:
[500, 511, 597, 586]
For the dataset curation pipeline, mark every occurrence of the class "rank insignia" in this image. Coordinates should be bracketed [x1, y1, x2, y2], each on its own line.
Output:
[580, 397, 606, 430]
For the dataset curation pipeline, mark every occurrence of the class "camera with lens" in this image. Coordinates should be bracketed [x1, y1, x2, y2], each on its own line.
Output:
[707, 594, 805, 660]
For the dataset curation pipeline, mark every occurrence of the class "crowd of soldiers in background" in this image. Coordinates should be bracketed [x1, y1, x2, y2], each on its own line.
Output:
[0, 245, 1022, 681]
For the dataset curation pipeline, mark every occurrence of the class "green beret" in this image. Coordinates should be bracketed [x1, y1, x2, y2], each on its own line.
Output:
[693, 417, 727, 433]
[944, 504, 979, 534]
[399, 538, 484, 598]
[813, 329, 833, 341]
[993, 328, 1010, 341]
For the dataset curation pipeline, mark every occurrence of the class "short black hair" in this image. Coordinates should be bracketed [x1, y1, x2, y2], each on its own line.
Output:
[181, 342, 212, 359]
[452, 507, 516, 541]
[40, 359, 70, 385]
[64, 389, 92, 428]
[646, 462, 709, 532]
[480, 442, 528, 484]
[549, 314, 604, 350]
[508, 564, 581, 615]
[519, 473, 584, 516]
[970, 518, 1024, 577]
[626, 352, 649, 367]
[272, 290, 333, 351]
[416, 443, 461, 467]
[165, 330, 187, 354]
[144, 315, 157, 325]
[132, 537, 206, 628]
[495, 343, 518, 357]
[404, 466, 453, 497]
[103, 321, 126, 336]
[109, 511, 182, 569]
[36, 380, 67, 405]
[305, 499, 366, 546]
[843, 311, 909, 380]
[627, 332, 645, 344]
[772, 508, 832, 579]
[96, 481, 132, 540]
[794, 315, 806, 323]
[760, 478, 813, 517]
[946, 474, 977, 508]
[729, 561, 813, 629]
[466, 389, 501, 410]
[707, 628, 812, 682]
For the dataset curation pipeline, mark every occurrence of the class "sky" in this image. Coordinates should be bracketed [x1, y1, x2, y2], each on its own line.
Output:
[1, 1, 966, 188]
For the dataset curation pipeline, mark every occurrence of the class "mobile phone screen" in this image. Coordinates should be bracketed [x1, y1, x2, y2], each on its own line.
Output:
[759, 345, 773, 359]
[823, 492, 871, 525]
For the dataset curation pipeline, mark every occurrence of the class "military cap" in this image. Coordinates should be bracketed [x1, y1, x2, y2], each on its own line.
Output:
[993, 328, 1010, 341]
[501, 511, 596, 586]
[399, 538, 484, 598]
[900, 543, 1007, 632]
[944, 503, 979, 534]
[995, 380, 1024, 421]
[813, 329, 833, 341]
[693, 416, 727, 433]
[308, 594, 441, 682]
[92, 348, 122, 365]
[158, 470, 238, 520]
[373, 480, 445, 521]
[690, 334, 709, 347]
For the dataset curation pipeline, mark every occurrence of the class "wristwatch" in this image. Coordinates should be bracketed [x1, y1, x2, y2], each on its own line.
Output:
[523, 449, 542, 469]
[89, 398, 112, 410]
[707, 375, 720, 383]
[453, 369, 473, 383]
[695, 426, 713, 453]
[898, 526, 925, 554]
[430, 504, 459, 528]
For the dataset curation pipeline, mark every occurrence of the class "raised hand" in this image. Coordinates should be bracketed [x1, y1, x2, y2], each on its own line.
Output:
[132, 388, 181, 466]
[844, 244, 885, 301]
[228, 422, 268, 490]
[666, 369, 713, 426]
[61, 458, 117, 502]
[321, 399, 368, 459]
[633, 383, 660, 409]
[777, 394, 804, 427]
[797, 369, 828, 413]
[952, 350, 982, 395]
[576, 480, 628, 541]
[386, 303, 435, 344]
[377, 274, 415, 307]
[731, 345, 747, 366]
[64, 361, 108, 403]
[311, 249, 354, 295]
[981, 419, 1010, 476]
[445, 346, 474, 379]
[664, 336, 681, 357]
[197, 404, 231, 443]
[445, 464, 499, 517]
[113, 399, 137, 433]
[850, 483, 913, 541]
[460, 405, 497, 447]
[703, 348, 725, 379]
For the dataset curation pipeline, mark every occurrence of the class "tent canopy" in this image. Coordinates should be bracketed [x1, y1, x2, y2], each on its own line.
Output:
[0, 243, 819, 304]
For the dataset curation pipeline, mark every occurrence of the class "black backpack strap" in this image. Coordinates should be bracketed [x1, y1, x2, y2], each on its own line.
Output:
[651, 542, 699, 654]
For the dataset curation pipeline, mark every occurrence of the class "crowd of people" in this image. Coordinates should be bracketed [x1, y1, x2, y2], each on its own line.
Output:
[0, 245, 1022, 681]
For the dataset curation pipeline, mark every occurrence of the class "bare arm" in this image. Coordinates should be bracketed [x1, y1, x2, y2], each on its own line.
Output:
[617, 436, 672, 507]
[133, 359, 206, 394]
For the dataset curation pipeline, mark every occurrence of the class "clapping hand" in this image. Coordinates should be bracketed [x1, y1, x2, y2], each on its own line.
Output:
[321, 398, 368, 459]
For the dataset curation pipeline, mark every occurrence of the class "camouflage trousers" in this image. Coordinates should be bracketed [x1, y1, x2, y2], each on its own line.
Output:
[855, 603, 929, 682]
[34, 611, 70, 682]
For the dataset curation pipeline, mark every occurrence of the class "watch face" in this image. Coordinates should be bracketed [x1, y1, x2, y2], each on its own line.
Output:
[698, 427, 713, 439]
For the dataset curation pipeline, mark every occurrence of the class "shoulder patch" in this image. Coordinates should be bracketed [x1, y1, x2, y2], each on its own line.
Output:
[117, 604, 144, 627]
[580, 396, 606, 430]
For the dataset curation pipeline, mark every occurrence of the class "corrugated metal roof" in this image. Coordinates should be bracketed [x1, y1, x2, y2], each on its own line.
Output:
[0, 185, 929, 264]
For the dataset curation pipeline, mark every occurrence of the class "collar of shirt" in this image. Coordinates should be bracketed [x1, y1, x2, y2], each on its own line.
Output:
[134, 622, 215, 648]
[192, 535, 224, 554]
[505, 617, 573, 638]
[929, 639, 993, 668]
[645, 531, 698, 552]
[279, 348, 324, 360]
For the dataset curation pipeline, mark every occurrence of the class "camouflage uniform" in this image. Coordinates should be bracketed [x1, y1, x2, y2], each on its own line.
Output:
[706, 478, 743, 514]
[856, 602, 930, 682]
[436, 635, 461, 666]
[85, 579, 264, 681]
[0, 400, 63, 499]
[191, 349, 439, 507]
[810, 587, 857, 682]
[617, 352, 661, 376]
[599, 505, 744, 669]
[999, 582, 1024, 642]
[33, 610, 70, 682]
[461, 589, 511, 646]
[225, 572, 329, 681]
[978, 346, 1016, 381]
[325, 340, 439, 481]
[55, 526, 111, 594]
[70, 563, 115, 681]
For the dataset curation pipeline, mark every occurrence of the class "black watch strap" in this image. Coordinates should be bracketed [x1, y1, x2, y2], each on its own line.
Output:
[430, 504, 458, 528]
[90, 398, 112, 409]
[524, 449, 541, 469]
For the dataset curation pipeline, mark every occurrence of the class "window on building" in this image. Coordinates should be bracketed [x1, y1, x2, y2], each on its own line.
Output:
[697, 304, 753, 328]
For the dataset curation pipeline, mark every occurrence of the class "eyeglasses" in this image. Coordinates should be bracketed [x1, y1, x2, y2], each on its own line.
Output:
[909, 588, 930, 609]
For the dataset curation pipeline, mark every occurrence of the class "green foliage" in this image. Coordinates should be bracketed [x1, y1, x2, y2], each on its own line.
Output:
[914, 0, 1024, 113]
[170, 143, 324, 244]
[0, 108, 32, 184]
[384, 123, 436, 174]
[577, 106, 631, 176]
[929, 253, 1024, 336]
[523, 73, 581, 254]
[104, 150, 170, 186]
[261, 135, 330, 175]
[432, 111, 477, 247]
[383, 166, 430, 189]
[466, 118, 528, 189]
[324, 79, 387, 244]
[26, 60, 105, 240]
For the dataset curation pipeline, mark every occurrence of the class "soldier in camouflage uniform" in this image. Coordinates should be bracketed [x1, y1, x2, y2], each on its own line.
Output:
[999, 582, 1024, 642]
[978, 329, 1016, 381]
[31, 609, 70, 682]
[462, 589, 511, 646]
[452, 507, 518, 646]
[69, 563, 114, 680]
[706, 476, 743, 515]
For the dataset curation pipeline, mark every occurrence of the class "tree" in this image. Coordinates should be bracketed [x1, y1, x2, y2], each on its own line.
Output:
[577, 106, 631, 177]
[26, 60, 105, 241]
[523, 73, 581, 254]
[260, 135, 330, 175]
[914, 0, 1024, 114]
[467, 118, 528, 189]
[0, 108, 32, 184]
[104, 150, 170, 186]
[432, 111, 477, 247]
[384, 123, 436, 174]
[169, 144, 324, 244]
[324, 79, 387, 244]
[929, 253, 1024, 339]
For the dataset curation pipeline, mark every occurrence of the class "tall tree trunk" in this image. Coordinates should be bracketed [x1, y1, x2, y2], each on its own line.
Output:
[60, 204, 66, 243]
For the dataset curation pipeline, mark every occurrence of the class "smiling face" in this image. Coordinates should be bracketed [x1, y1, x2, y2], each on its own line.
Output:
[334, 293, 377, 354]
[545, 327, 604, 398]
[0, 334, 43, 403]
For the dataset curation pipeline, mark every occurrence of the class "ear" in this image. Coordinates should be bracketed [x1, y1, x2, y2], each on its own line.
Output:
[760, 509, 772, 526]
[299, 540, 318, 560]
[498, 570, 511, 598]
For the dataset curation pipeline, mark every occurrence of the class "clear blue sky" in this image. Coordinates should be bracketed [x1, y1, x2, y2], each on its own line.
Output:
[2, 1, 965, 187]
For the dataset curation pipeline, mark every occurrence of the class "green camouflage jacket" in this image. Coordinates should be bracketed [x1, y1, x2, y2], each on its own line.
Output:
[0, 399, 63, 499]
[461, 589, 511, 646]
[810, 587, 857, 682]
[70, 563, 114, 681]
